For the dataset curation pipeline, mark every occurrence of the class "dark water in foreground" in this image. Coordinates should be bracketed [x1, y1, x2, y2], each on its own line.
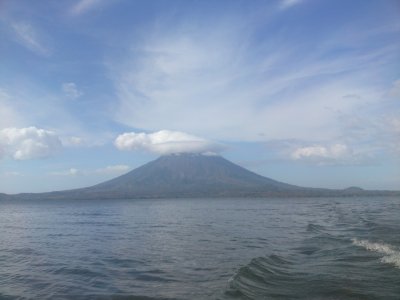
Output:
[0, 197, 399, 299]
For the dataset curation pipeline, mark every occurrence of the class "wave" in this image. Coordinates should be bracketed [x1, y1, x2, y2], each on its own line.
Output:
[352, 238, 400, 268]
[225, 236, 400, 299]
[224, 253, 381, 300]
[226, 255, 298, 299]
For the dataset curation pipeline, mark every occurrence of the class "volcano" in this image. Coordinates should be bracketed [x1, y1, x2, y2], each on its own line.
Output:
[4, 154, 399, 200]
[87, 153, 300, 198]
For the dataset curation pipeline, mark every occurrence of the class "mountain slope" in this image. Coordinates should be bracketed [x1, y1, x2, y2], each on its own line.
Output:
[5, 154, 400, 200]
[87, 154, 299, 197]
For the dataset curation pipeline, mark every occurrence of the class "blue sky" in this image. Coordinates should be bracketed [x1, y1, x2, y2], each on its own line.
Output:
[0, 0, 399, 193]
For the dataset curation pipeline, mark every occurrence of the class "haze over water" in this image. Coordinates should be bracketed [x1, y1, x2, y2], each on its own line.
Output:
[1, 197, 399, 299]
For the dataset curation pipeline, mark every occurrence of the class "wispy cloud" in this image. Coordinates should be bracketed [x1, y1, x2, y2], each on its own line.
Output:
[51, 168, 80, 176]
[62, 82, 83, 99]
[111, 15, 397, 145]
[11, 21, 49, 55]
[264, 108, 400, 166]
[389, 79, 400, 98]
[0, 171, 21, 178]
[338, 112, 400, 158]
[0, 79, 104, 147]
[95, 164, 130, 174]
[0, 88, 22, 128]
[70, 0, 105, 16]
[280, 0, 303, 10]
[61, 136, 85, 147]
[51, 165, 130, 177]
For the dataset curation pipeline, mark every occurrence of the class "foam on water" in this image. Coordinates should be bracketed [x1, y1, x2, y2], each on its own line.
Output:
[352, 238, 400, 268]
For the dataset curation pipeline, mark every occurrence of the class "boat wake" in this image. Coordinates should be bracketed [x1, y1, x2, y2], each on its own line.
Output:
[352, 238, 400, 269]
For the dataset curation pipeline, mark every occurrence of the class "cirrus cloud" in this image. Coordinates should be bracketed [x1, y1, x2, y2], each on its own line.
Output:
[280, 0, 303, 10]
[0, 127, 62, 160]
[114, 130, 224, 155]
[10, 21, 50, 56]
[111, 14, 397, 143]
[70, 0, 104, 16]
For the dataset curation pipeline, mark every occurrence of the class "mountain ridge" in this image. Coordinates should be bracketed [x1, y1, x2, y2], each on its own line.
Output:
[2, 154, 399, 200]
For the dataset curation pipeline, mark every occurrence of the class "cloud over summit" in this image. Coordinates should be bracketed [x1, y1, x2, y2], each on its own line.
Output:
[114, 130, 224, 155]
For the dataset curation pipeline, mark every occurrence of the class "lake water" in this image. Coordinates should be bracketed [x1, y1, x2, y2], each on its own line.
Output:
[0, 197, 399, 299]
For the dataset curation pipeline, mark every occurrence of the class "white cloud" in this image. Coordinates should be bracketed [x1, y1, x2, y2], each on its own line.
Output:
[0, 80, 96, 145]
[0, 127, 62, 160]
[114, 130, 224, 155]
[96, 164, 130, 174]
[287, 142, 375, 165]
[62, 82, 83, 99]
[287, 142, 381, 165]
[11, 22, 49, 55]
[51, 168, 80, 176]
[291, 144, 349, 161]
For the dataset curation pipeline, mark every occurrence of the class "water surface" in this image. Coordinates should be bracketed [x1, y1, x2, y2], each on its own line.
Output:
[0, 197, 399, 299]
